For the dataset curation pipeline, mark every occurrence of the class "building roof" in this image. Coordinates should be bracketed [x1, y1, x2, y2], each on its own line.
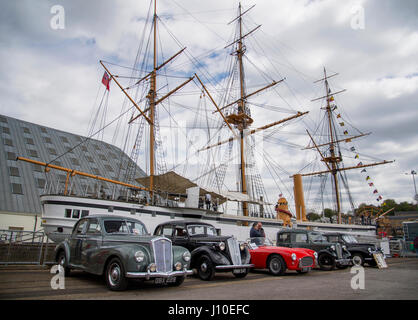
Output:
[0, 114, 145, 215]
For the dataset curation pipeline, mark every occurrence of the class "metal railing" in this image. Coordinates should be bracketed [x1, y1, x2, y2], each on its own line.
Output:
[0, 230, 56, 266]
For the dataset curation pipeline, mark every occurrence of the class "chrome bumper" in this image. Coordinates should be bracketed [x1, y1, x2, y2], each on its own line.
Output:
[215, 264, 254, 270]
[336, 258, 352, 266]
[126, 269, 193, 280]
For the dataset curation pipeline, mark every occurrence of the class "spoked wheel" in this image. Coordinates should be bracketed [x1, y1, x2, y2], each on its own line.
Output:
[105, 258, 128, 291]
[318, 253, 336, 271]
[352, 253, 365, 267]
[267, 254, 286, 276]
[197, 255, 215, 281]
[56, 251, 71, 276]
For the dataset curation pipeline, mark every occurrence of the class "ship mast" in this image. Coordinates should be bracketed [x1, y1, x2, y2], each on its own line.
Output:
[303, 68, 394, 223]
[149, 0, 157, 204]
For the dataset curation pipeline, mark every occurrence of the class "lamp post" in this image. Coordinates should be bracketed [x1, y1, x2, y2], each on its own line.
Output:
[405, 170, 418, 202]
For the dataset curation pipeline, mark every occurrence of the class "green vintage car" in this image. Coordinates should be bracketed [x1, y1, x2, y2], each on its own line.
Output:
[54, 215, 192, 291]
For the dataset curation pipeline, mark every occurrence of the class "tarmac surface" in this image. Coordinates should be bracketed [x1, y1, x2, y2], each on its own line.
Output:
[0, 258, 417, 300]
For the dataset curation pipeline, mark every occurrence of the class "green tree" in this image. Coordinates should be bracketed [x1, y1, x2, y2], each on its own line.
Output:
[307, 212, 321, 221]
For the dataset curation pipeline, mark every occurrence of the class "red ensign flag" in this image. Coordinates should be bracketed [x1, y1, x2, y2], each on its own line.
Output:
[102, 72, 111, 91]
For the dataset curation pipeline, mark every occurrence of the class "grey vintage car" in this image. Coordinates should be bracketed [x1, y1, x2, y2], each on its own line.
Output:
[55, 215, 193, 291]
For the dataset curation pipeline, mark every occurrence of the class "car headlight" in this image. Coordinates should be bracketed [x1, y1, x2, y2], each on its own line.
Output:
[182, 251, 191, 262]
[291, 253, 297, 261]
[148, 263, 157, 272]
[218, 242, 226, 251]
[342, 245, 347, 250]
[240, 243, 246, 251]
[134, 250, 145, 262]
[314, 252, 318, 259]
[175, 262, 182, 271]
[368, 247, 372, 253]
[330, 245, 336, 251]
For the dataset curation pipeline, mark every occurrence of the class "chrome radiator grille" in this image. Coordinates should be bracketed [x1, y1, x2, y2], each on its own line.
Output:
[335, 243, 343, 259]
[227, 238, 242, 265]
[152, 238, 172, 273]
[300, 256, 314, 267]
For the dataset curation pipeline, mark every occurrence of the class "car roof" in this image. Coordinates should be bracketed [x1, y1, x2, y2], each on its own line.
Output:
[81, 215, 144, 222]
[156, 220, 215, 228]
[277, 229, 310, 233]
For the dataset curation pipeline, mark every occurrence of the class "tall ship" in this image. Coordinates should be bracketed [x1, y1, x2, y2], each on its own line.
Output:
[17, 1, 381, 242]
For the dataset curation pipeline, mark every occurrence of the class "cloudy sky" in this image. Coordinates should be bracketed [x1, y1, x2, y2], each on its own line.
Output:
[0, 0, 417, 215]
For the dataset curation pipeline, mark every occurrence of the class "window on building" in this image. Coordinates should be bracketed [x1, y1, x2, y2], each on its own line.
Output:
[92, 168, 100, 175]
[60, 136, 69, 143]
[26, 138, 35, 145]
[7, 152, 16, 161]
[9, 167, 20, 177]
[44, 137, 52, 144]
[81, 210, 89, 218]
[65, 209, 72, 218]
[99, 154, 106, 161]
[41, 127, 48, 133]
[11, 183, 23, 195]
[0, 116, 7, 123]
[33, 164, 43, 172]
[36, 178, 46, 189]
[27, 149, 38, 158]
[104, 164, 113, 172]
[70, 158, 80, 166]
[2, 127, 10, 134]
[72, 209, 80, 219]
[81, 146, 88, 152]
[48, 148, 57, 155]
[22, 127, 30, 134]
[86, 156, 94, 163]
[4, 138, 13, 146]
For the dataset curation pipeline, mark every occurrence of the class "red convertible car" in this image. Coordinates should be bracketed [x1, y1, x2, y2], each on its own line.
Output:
[247, 238, 317, 275]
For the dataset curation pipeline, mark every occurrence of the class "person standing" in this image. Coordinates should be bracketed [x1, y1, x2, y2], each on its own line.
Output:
[205, 193, 211, 210]
[414, 236, 418, 257]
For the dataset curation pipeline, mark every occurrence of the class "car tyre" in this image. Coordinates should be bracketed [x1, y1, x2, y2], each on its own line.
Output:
[352, 253, 365, 267]
[367, 259, 377, 267]
[197, 255, 215, 281]
[56, 251, 71, 276]
[267, 254, 286, 276]
[105, 258, 128, 291]
[318, 253, 336, 271]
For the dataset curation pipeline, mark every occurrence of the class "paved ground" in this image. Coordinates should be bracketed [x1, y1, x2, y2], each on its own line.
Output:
[0, 258, 417, 300]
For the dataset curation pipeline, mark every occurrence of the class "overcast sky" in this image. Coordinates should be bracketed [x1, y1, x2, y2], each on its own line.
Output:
[0, 0, 417, 215]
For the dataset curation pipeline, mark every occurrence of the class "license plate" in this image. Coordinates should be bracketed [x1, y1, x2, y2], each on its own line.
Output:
[301, 268, 310, 272]
[233, 268, 246, 274]
[154, 278, 167, 284]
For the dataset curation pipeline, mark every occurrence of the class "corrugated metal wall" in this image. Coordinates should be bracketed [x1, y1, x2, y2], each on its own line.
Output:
[0, 114, 145, 215]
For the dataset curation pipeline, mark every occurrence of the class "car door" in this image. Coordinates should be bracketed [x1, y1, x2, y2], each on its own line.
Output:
[81, 218, 102, 272]
[173, 225, 189, 249]
[69, 219, 88, 267]
[308, 232, 327, 252]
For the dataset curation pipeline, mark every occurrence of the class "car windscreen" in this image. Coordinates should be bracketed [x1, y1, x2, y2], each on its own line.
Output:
[342, 235, 358, 243]
[248, 237, 273, 246]
[104, 220, 147, 235]
[308, 232, 327, 243]
[187, 224, 217, 236]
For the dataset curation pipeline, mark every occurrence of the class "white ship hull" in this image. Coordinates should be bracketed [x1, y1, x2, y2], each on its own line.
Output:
[40, 194, 378, 243]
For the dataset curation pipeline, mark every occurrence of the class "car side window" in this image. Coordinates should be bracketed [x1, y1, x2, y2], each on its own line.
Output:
[328, 235, 339, 243]
[278, 233, 290, 243]
[295, 233, 308, 243]
[161, 225, 173, 237]
[174, 226, 187, 237]
[87, 219, 101, 235]
[73, 219, 87, 236]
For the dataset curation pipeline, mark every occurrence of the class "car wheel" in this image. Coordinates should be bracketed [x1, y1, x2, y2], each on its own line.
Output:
[267, 254, 286, 276]
[197, 255, 215, 281]
[367, 259, 377, 267]
[105, 258, 128, 291]
[352, 253, 365, 267]
[56, 251, 71, 276]
[233, 269, 248, 278]
[170, 276, 186, 286]
[318, 253, 336, 271]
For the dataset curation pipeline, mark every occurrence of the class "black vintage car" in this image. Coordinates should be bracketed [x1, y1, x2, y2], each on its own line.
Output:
[276, 229, 352, 271]
[323, 232, 384, 267]
[154, 220, 253, 280]
[55, 215, 193, 291]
